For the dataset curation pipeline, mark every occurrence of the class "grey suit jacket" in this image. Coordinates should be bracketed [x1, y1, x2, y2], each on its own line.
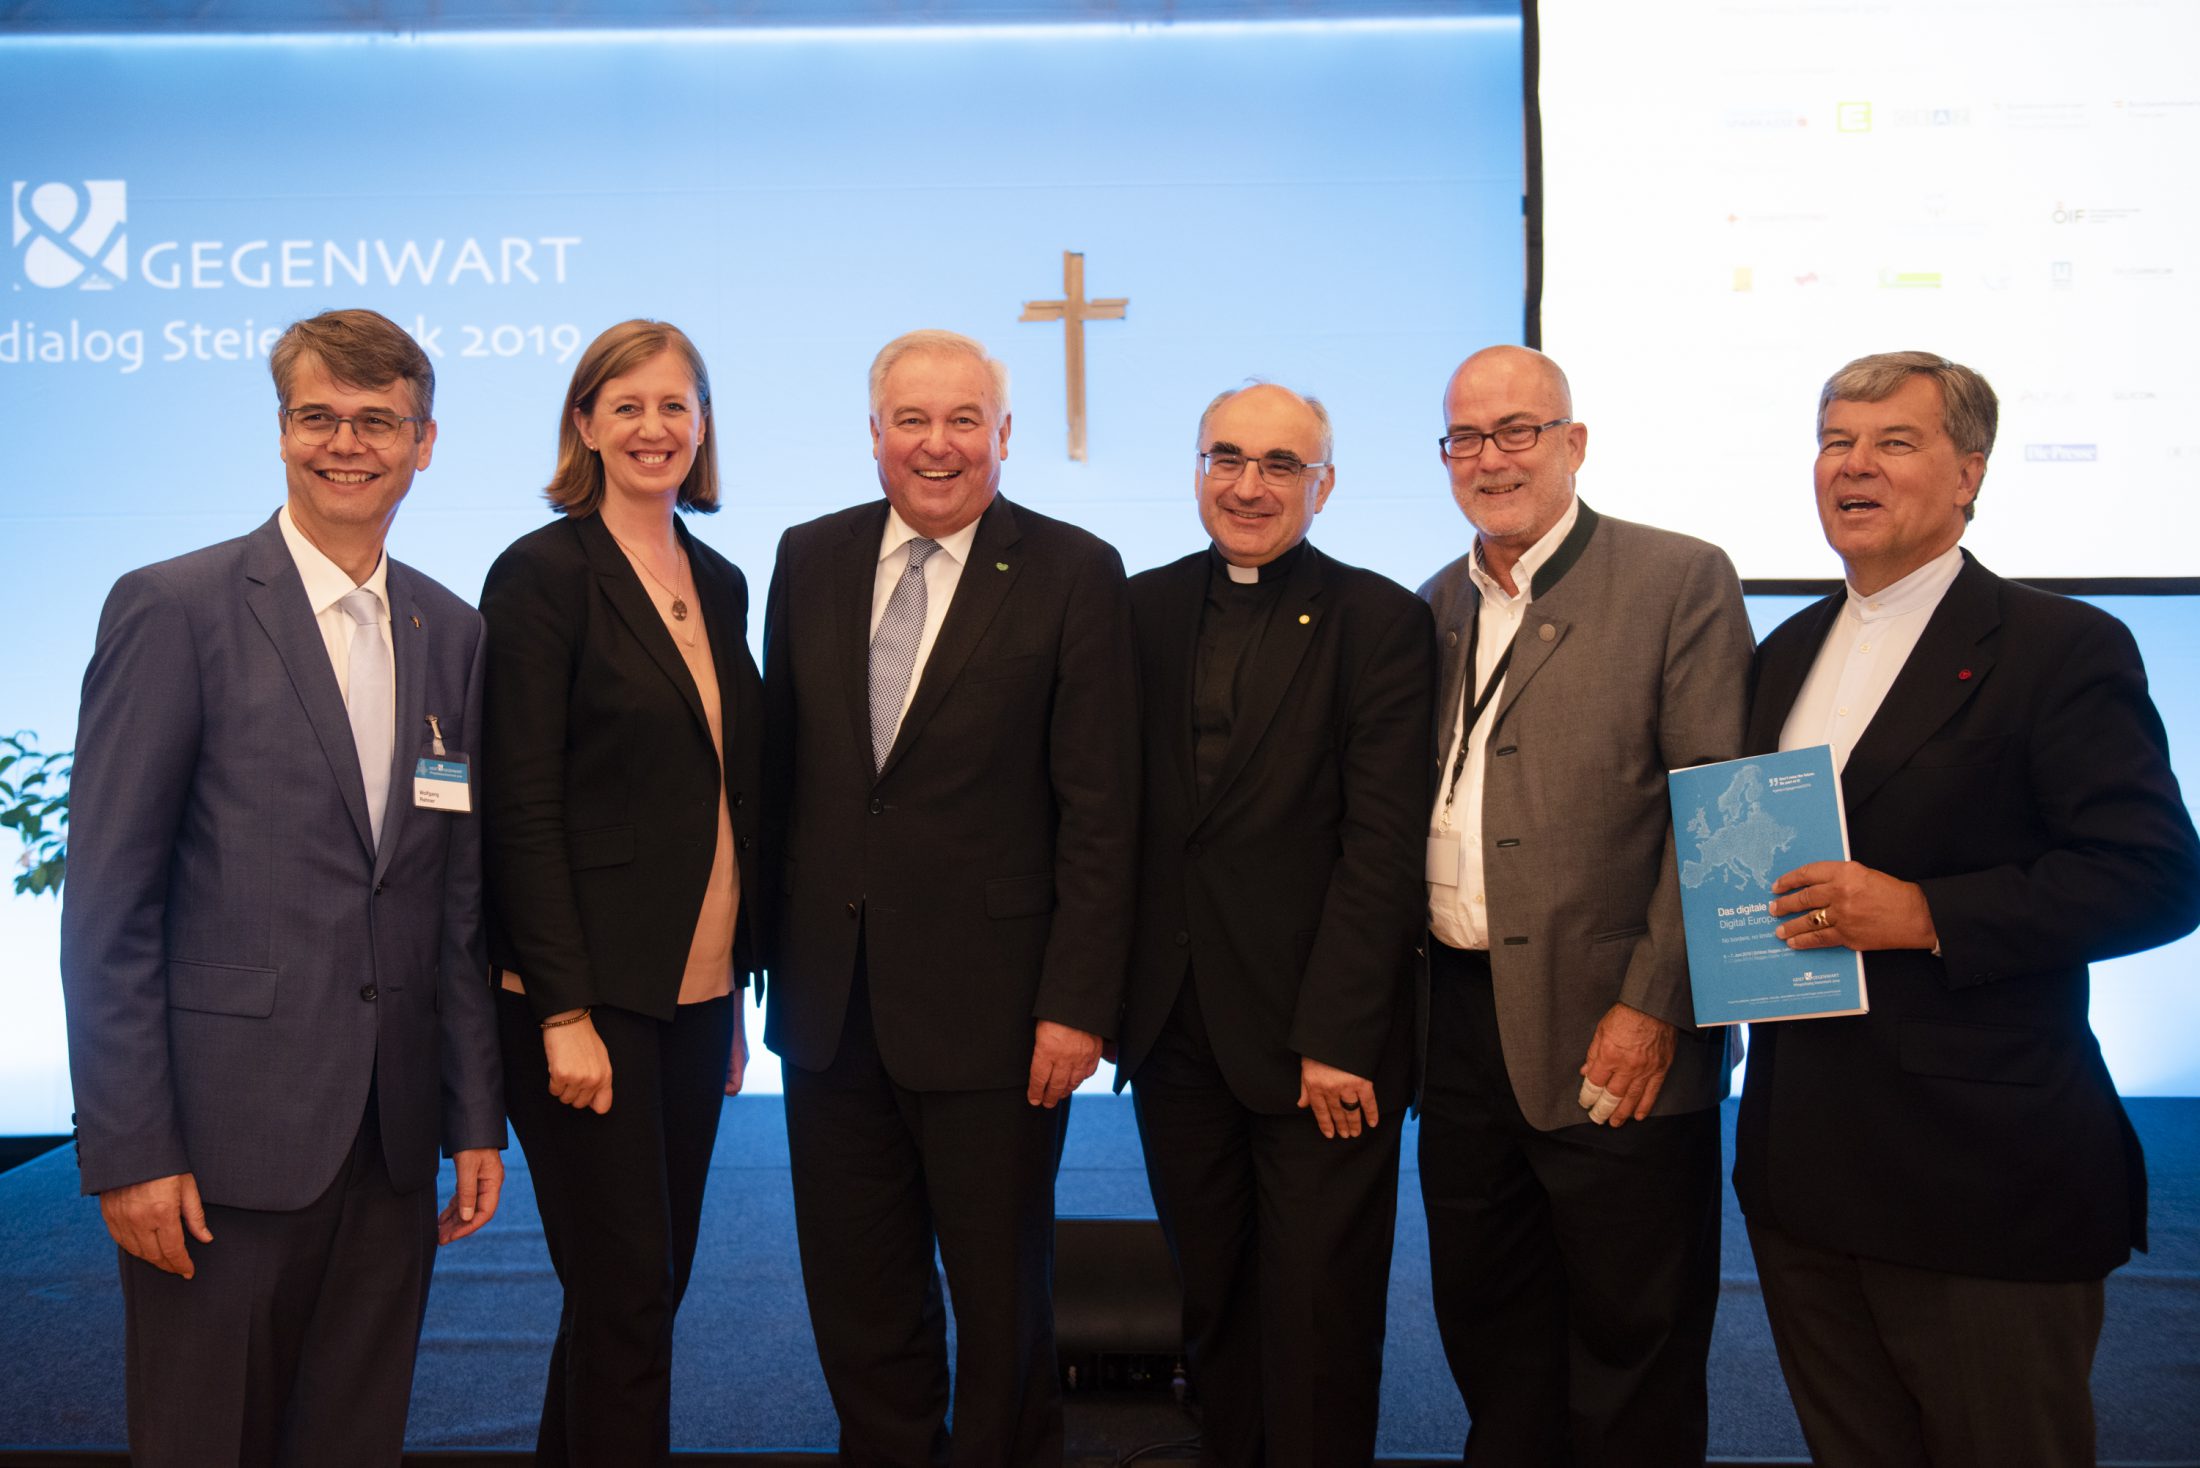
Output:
[61, 511, 504, 1210]
[1421, 502, 1752, 1131]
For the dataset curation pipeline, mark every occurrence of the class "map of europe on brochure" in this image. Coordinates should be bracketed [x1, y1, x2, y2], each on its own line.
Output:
[1668, 744, 1867, 1026]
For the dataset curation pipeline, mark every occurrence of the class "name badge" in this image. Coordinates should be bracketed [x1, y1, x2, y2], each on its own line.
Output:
[414, 755, 472, 812]
[1425, 833, 1460, 887]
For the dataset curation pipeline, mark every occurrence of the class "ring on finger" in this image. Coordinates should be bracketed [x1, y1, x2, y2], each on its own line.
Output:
[1810, 906, 1832, 929]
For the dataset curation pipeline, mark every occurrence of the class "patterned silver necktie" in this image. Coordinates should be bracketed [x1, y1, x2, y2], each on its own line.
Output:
[868, 537, 941, 771]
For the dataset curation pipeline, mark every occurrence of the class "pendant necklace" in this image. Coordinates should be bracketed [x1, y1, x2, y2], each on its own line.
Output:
[611, 531, 692, 628]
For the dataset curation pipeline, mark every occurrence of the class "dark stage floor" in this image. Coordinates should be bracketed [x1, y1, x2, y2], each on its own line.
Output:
[3, 1097, 2195, 1465]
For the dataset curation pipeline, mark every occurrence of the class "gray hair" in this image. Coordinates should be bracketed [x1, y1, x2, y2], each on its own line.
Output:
[1818, 351, 1998, 521]
[1195, 379, 1334, 463]
[868, 329, 1011, 422]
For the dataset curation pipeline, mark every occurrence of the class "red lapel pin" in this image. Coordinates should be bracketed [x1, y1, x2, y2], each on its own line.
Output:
[1957, 668, 1972, 680]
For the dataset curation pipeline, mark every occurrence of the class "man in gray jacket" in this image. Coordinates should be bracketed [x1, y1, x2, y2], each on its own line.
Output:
[1417, 345, 1751, 1466]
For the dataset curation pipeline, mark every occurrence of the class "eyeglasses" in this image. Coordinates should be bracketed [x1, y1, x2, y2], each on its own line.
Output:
[1200, 451, 1330, 488]
[1438, 418, 1572, 460]
[281, 407, 425, 449]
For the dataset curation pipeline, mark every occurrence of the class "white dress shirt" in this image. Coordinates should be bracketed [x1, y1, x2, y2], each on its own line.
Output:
[1778, 544, 1965, 768]
[870, 504, 982, 732]
[1428, 498, 1581, 950]
[278, 504, 393, 708]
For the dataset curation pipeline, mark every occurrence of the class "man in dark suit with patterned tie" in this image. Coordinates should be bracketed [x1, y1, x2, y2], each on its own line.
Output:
[60, 308, 505, 1468]
[761, 329, 1140, 1467]
[1741, 350, 2200, 1467]
[1114, 381, 1435, 1467]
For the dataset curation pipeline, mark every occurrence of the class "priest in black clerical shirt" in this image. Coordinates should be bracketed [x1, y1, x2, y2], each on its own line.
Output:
[1114, 382, 1437, 1468]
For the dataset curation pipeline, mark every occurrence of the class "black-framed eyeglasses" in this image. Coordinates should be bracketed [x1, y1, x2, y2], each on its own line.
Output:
[1200, 450, 1330, 488]
[280, 407, 426, 449]
[1438, 418, 1572, 460]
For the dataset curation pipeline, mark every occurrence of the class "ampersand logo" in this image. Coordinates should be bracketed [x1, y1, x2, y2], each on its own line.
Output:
[11, 181, 127, 289]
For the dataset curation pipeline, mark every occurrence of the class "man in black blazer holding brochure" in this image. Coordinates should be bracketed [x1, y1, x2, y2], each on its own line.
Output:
[1114, 382, 1434, 1467]
[761, 329, 1139, 1467]
[1739, 350, 2200, 1468]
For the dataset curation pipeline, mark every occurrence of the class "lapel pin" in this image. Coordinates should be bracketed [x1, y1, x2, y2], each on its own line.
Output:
[996, 561, 1010, 572]
[410, 615, 421, 629]
[1539, 623, 1556, 642]
[1958, 668, 1972, 680]
[1298, 613, 1311, 625]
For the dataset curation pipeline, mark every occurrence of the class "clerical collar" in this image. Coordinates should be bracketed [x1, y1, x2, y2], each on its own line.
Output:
[1210, 538, 1307, 586]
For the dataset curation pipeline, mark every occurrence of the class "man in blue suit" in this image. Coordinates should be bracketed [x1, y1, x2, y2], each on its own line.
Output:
[60, 308, 506, 1468]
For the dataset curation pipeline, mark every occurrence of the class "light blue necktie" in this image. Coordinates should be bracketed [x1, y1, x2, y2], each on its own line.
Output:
[868, 538, 941, 772]
[339, 588, 394, 850]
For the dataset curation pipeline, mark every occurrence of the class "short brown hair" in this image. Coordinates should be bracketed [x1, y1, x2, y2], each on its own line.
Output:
[1818, 351, 1998, 520]
[269, 308, 435, 429]
[546, 320, 719, 516]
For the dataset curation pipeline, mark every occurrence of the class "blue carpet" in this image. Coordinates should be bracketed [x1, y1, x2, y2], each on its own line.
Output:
[2, 1096, 2193, 1462]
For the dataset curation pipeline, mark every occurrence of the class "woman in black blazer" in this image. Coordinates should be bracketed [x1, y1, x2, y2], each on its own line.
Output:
[480, 319, 763, 1467]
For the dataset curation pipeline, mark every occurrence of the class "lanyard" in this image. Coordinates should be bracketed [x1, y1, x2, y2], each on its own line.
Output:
[1439, 610, 1517, 821]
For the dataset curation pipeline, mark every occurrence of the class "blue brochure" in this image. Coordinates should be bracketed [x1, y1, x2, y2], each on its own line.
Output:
[1668, 744, 1867, 1027]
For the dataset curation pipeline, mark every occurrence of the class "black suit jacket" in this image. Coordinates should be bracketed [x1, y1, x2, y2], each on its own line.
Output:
[1734, 553, 2200, 1281]
[480, 511, 764, 1022]
[759, 495, 1140, 1091]
[1115, 545, 1436, 1112]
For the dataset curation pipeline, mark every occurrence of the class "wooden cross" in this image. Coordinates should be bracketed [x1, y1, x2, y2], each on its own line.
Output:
[1019, 250, 1127, 462]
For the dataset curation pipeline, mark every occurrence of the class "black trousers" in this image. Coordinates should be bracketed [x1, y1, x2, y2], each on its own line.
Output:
[1132, 979, 1402, 1468]
[1747, 1217, 2105, 1468]
[120, 1084, 437, 1468]
[499, 989, 734, 1468]
[1418, 943, 1721, 1468]
[783, 961, 1070, 1468]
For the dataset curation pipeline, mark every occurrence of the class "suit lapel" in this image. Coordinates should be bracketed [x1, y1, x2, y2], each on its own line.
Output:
[880, 496, 1024, 779]
[686, 524, 744, 761]
[376, 564, 430, 878]
[838, 502, 892, 770]
[1196, 545, 1326, 824]
[1152, 552, 1209, 815]
[575, 512, 711, 742]
[1748, 594, 1842, 753]
[1492, 606, 1564, 732]
[1840, 554, 2000, 813]
[241, 517, 376, 861]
